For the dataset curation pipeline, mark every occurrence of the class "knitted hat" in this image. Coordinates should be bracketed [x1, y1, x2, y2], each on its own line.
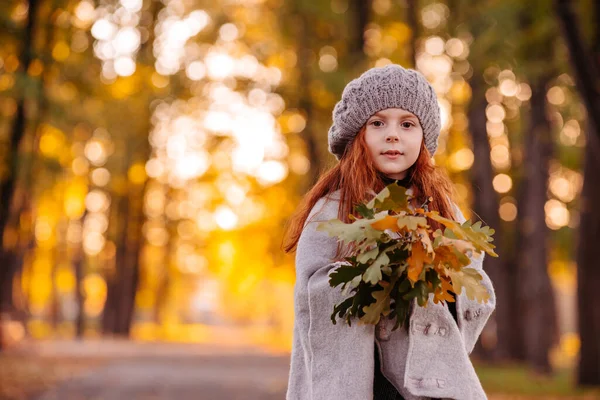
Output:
[327, 64, 441, 160]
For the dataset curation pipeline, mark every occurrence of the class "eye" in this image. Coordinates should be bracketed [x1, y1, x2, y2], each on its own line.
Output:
[401, 121, 415, 129]
[371, 120, 384, 127]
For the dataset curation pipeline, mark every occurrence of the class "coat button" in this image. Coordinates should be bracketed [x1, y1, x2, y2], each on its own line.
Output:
[464, 309, 473, 321]
[412, 322, 427, 335]
[376, 319, 391, 341]
[424, 322, 437, 336]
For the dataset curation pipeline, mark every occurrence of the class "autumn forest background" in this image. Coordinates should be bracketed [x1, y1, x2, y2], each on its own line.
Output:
[0, 0, 599, 398]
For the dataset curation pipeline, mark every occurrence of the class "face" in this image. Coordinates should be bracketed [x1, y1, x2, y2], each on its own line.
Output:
[364, 108, 423, 180]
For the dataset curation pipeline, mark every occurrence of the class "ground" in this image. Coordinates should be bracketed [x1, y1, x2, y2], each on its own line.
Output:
[0, 340, 599, 400]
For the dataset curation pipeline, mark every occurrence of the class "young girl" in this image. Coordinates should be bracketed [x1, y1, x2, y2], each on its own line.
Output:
[283, 64, 496, 400]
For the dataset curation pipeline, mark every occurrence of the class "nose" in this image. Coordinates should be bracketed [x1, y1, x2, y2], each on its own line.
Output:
[385, 133, 399, 142]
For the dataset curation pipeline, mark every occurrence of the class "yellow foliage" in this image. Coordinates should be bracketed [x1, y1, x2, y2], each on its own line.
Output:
[109, 75, 142, 99]
[56, 267, 76, 292]
[52, 41, 70, 61]
[128, 162, 147, 185]
[387, 22, 411, 43]
[27, 58, 44, 76]
[84, 298, 105, 318]
[39, 124, 66, 159]
[64, 178, 88, 219]
[433, 277, 455, 304]
[32, 256, 52, 275]
[0, 74, 15, 91]
[370, 215, 399, 231]
[83, 273, 107, 301]
[29, 273, 52, 310]
[407, 242, 433, 284]
[27, 320, 52, 339]
[450, 80, 472, 105]
[560, 332, 580, 358]
[135, 288, 155, 310]
[266, 53, 286, 69]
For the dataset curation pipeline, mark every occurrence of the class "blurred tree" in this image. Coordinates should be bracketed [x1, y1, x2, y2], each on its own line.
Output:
[278, 0, 336, 187]
[348, 0, 371, 66]
[0, 0, 41, 351]
[461, 0, 514, 361]
[101, 0, 161, 336]
[555, 0, 600, 387]
[406, 0, 418, 66]
[512, 0, 560, 374]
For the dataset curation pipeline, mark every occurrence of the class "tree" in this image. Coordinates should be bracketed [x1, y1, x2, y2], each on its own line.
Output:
[0, 0, 41, 351]
[554, 0, 600, 386]
[462, 0, 514, 361]
[512, 0, 560, 373]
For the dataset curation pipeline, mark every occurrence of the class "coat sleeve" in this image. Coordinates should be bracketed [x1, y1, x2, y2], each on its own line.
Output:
[450, 203, 497, 355]
[293, 195, 374, 399]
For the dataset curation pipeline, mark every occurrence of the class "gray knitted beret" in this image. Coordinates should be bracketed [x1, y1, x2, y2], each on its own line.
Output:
[327, 64, 441, 160]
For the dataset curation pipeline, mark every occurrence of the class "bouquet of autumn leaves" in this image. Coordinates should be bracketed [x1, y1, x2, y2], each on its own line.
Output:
[316, 183, 498, 331]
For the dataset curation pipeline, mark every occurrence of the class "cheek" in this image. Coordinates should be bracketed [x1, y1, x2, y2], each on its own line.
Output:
[409, 132, 424, 148]
[407, 133, 423, 158]
[364, 131, 379, 153]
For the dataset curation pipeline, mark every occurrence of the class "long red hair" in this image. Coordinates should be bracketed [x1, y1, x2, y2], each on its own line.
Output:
[282, 125, 458, 260]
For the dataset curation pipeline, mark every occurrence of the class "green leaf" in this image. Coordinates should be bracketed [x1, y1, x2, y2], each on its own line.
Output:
[316, 211, 386, 245]
[361, 277, 396, 325]
[366, 184, 410, 212]
[357, 246, 379, 264]
[331, 296, 354, 325]
[363, 251, 390, 284]
[426, 268, 442, 290]
[329, 264, 364, 288]
[355, 203, 375, 219]
[362, 290, 391, 325]
[396, 277, 412, 294]
[392, 297, 411, 331]
[343, 274, 363, 295]
[402, 280, 430, 307]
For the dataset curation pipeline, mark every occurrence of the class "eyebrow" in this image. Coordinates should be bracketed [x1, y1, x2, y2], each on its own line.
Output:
[370, 112, 417, 119]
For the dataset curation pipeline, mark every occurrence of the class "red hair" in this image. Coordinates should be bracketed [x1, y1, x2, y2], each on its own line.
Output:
[282, 125, 458, 260]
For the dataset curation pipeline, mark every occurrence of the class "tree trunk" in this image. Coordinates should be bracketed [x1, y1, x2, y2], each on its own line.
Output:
[294, 8, 323, 186]
[467, 73, 511, 361]
[348, 0, 370, 65]
[575, 135, 600, 386]
[517, 77, 558, 374]
[0, 0, 39, 352]
[554, 0, 600, 386]
[74, 240, 86, 338]
[103, 189, 135, 336]
[554, 0, 600, 144]
[72, 210, 87, 339]
[406, 0, 419, 67]
[114, 183, 144, 336]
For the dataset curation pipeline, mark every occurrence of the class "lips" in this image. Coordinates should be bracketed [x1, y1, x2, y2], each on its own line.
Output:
[382, 150, 404, 156]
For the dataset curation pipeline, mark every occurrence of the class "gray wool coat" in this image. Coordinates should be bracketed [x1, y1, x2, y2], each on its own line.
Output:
[286, 189, 496, 400]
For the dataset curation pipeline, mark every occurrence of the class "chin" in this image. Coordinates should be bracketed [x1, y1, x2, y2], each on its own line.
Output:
[378, 165, 408, 176]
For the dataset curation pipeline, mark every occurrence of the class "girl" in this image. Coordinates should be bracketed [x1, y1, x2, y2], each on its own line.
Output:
[283, 64, 496, 400]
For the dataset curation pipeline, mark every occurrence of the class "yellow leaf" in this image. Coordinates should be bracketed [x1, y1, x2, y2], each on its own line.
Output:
[433, 277, 456, 304]
[407, 242, 433, 284]
[448, 268, 490, 303]
[434, 245, 471, 271]
[416, 227, 434, 253]
[370, 215, 399, 231]
[437, 235, 475, 251]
